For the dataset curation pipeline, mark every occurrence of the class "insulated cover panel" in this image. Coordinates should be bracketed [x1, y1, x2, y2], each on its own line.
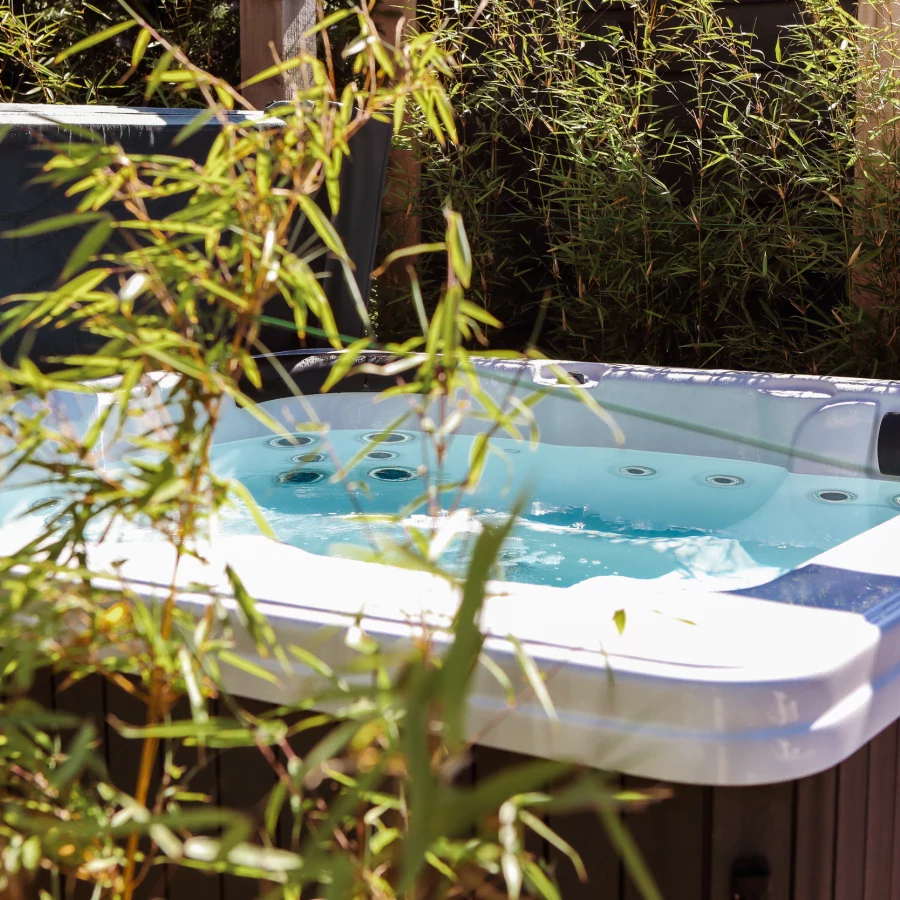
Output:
[0, 104, 390, 367]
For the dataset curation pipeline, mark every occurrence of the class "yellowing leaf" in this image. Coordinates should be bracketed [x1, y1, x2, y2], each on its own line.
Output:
[54, 19, 137, 64]
[131, 28, 152, 68]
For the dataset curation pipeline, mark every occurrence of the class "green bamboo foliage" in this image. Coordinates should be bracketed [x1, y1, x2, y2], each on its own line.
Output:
[403, 0, 900, 376]
[0, 7, 662, 899]
[0, 0, 239, 105]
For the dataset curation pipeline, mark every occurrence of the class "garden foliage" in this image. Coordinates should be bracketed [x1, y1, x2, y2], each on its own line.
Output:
[0, 7, 661, 899]
[393, 0, 900, 377]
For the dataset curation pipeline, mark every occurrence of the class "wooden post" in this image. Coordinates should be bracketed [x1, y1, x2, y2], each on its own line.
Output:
[239, 0, 419, 331]
[239, 0, 316, 109]
[371, 0, 420, 322]
[852, 0, 900, 312]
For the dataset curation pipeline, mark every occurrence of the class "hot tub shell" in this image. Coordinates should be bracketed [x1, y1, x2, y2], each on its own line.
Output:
[5, 353, 900, 790]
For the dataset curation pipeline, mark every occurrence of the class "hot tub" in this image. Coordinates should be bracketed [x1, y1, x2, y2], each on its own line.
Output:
[4, 351, 900, 788]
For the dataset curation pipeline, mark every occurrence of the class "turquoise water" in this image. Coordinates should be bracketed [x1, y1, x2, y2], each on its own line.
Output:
[3, 428, 898, 588]
[209, 430, 900, 588]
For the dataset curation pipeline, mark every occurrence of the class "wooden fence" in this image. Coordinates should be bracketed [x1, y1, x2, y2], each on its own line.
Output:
[29, 669, 900, 900]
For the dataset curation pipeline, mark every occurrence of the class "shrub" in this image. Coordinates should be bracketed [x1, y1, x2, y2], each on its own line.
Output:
[0, 9, 661, 899]
[399, 0, 900, 377]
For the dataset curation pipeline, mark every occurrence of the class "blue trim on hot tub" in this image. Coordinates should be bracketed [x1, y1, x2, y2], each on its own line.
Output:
[729, 563, 900, 625]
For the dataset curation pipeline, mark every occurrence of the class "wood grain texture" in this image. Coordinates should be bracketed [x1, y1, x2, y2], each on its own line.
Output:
[167, 695, 223, 900]
[890, 725, 900, 900]
[864, 723, 899, 900]
[472, 746, 546, 860]
[104, 677, 168, 900]
[239, 0, 315, 108]
[218, 698, 281, 900]
[709, 782, 795, 900]
[793, 767, 837, 900]
[834, 744, 870, 900]
[623, 778, 707, 900]
[240, 0, 283, 109]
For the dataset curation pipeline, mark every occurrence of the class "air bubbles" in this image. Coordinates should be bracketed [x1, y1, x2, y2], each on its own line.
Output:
[814, 489, 857, 504]
[28, 497, 63, 515]
[619, 465, 656, 477]
[44, 513, 74, 529]
[368, 466, 417, 483]
[276, 470, 324, 485]
[361, 431, 414, 445]
[267, 434, 316, 449]
[706, 475, 745, 487]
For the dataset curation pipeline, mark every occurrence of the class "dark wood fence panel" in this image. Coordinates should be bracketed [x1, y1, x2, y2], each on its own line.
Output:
[27, 674, 900, 900]
[623, 778, 708, 900]
[217, 698, 283, 900]
[864, 723, 899, 900]
[833, 745, 869, 900]
[793, 767, 837, 900]
[709, 782, 795, 900]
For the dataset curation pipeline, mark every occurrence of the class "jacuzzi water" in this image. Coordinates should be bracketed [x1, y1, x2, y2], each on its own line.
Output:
[3, 359, 900, 785]
[4, 426, 898, 590]
[205, 428, 900, 589]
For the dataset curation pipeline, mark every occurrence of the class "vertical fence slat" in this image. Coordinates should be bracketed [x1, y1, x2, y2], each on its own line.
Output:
[219, 698, 281, 900]
[834, 744, 869, 900]
[28, 666, 55, 712]
[50, 674, 111, 900]
[864, 723, 898, 900]
[709, 782, 795, 900]
[239, 0, 285, 108]
[623, 778, 706, 900]
[278, 710, 331, 852]
[473, 746, 546, 861]
[167, 695, 222, 900]
[793, 767, 837, 900]
[239, 0, 315, 109]
[889, 726, 900, 900]
[105, 677, 168, 900]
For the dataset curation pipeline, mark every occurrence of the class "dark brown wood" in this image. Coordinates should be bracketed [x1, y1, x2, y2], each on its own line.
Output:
[49, 674, 113, 900]
[27, 666, 55, 711]
[834, 745, 870, 900]
[51, 672, 109, 768]
[218, 698, 281, 900]
[623, 778, 706, 900]
[166, 695, 223, 900]
[793, 767, 837, 900]
[709, 782, 795, 900]
[472, 746, 546, 860]
[547, 807, 621, 900]
[864, 723, 899, 900]
[239, 0, 314, 109]
[277, 710, 332, 851]
[104, 677, 168, 900]
[890, 726, 900, 900]
[31, 676, 900, 900]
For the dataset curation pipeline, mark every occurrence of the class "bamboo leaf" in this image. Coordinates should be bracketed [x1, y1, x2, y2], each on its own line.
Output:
[239, 57, 306, 90]
[297, 194, 347, 260]
[509, 635, 557, 722]
[54, 19, 137, 63]
[3, 212, 108, 239]
[60, 217, 114, 281]
[131, 27, 152, 68]
[217, 649, 281, 686]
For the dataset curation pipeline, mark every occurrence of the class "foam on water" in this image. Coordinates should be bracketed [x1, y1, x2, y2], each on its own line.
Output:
[2, 428, 897, 589]
[208, 429, 900, 589]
